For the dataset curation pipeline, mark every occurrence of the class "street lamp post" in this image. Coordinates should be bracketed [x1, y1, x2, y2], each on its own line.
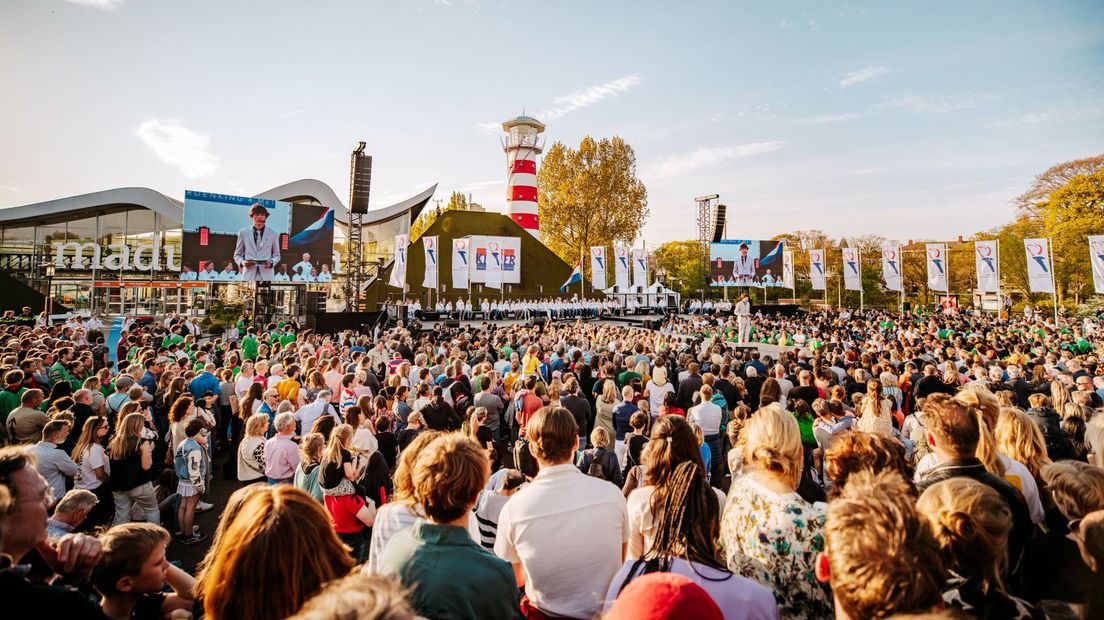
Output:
[43, 263, 56, 317]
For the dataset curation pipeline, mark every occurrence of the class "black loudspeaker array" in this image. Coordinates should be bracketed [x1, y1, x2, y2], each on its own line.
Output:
[712, 204, 727, 243]
[349, 152, 373, 214]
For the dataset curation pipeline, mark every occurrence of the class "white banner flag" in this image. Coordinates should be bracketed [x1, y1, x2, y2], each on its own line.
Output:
[782, 250, 794, 289]
[881, 243, 903, 292]
[422, 236, 438, 289]
[614, 245, 630, 289]
[842, 247, 862, 291]
[485, 237, 503, 289]
[1090, 236, 1104, 294]
[590, 246, 607, 289]
[451, 238, 470, 289]
[809, 249, 826, 291]
[974, 240, 999, 293]
[1024, 238, 1054, 293]
[631, 248, 648, 287]
[388, 234, 408, 289]
[926, 243, 948, 292]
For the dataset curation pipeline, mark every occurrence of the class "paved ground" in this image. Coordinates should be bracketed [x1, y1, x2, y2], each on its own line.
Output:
[166, 452, 248, 572]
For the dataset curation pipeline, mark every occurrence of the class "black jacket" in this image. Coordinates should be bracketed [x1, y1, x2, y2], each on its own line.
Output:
[917, 457, 1033, 566]
[559, 392, 592, 440]
[421, 399, 461, 431]
[1024, 407, 1071, 459]
[675, 374, 703, 411]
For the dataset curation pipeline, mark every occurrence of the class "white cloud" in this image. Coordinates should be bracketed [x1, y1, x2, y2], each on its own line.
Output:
[539, 74, 642, 121]
[800, 112, 864, 124]
[67, 0, 124, 9]
[839, 65, 888, 87]
[649, 141, 785, 178]
[0, 184, 19, 192]
[273, 109, 304, 120]
[876, 93, 978, 113]
[135, 119, 219, 179]
[994, 111, 1053, 126]
[780, 20, 795, 28]
[475, 121, 501, 135]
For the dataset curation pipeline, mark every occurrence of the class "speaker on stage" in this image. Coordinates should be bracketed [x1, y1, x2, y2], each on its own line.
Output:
[445, 319, 461, 329]
[531, 317, 549, 328]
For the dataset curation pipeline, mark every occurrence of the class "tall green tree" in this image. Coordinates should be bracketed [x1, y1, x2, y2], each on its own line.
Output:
[536, 136, 649, 264]
[652, 240, 705, 296]
[1039, 168, 1104, 302]
[410, 191, 468, 240]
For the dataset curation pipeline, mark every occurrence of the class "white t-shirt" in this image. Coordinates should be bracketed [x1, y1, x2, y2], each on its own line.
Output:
[914, 453, 1045, 524]
[645, 381, 674, 415]
[688, 401, 723, 436]
[626, 484, 725, 559]
[74, 443, 108, 490]
[494, 463, 629, 619]
[604, 558, 779, 620]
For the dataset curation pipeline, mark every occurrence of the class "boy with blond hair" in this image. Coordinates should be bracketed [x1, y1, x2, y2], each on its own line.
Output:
[93, 522, 195, 620]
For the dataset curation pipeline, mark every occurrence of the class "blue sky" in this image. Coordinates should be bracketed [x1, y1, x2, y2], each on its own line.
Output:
[1, 0, 1101, 245]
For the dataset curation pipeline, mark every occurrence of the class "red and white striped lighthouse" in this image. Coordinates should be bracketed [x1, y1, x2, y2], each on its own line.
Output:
[502, 115, 545, 240]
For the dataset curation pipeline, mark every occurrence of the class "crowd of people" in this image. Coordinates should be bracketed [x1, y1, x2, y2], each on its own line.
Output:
[2, 301, 1104, 619]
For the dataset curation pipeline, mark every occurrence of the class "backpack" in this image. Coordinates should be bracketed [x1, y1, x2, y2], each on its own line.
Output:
[513, 437, 538, 478]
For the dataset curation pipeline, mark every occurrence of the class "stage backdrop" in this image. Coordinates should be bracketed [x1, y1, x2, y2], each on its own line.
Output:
[468, 235, 522, 285]
[182, 191, 334, 283]
[709, 239, 786, 287]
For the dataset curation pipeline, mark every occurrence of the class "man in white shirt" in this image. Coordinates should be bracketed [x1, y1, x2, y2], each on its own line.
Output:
[235, 362, 257, 402]
[688, 384, 723, 480]
[31, 420, 79, 501]
[734, 294, 751, 343]
[294, 389, 338, 431]
[494, 407, 628, 619]
[293, 253, 314, 278]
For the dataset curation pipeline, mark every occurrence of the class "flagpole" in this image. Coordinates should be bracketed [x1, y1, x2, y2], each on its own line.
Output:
[858, 248, 864, 312]
[995, 240, 1002, 322]
[1049, 237, 1058, 324]
[580, 247, 584, 298]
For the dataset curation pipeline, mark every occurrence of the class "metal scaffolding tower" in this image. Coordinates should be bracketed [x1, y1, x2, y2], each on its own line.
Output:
[344, 142, 371, 311]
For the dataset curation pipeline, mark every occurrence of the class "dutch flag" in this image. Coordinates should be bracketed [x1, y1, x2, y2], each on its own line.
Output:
[289, 208, 335, 247]
[560, 260, 583, 293]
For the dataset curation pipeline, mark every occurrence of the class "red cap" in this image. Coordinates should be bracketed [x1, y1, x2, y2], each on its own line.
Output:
[606, 573, 723, 620]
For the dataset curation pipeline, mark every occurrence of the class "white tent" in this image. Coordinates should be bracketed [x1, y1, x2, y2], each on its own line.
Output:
[603, 283, 680, 311]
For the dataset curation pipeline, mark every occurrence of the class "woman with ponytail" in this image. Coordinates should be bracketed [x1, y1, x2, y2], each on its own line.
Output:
[625, 416, 723, 559]
[720, 403, 832, 619]
[918, 477, 1042, 619]
[607, 458, 777, 619]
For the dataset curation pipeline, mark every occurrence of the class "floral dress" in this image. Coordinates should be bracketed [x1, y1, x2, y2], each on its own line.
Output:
[721, 475, 832, 619]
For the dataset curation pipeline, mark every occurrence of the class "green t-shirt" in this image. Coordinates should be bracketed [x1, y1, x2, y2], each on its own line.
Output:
[242, 336, 259, 361]
[0, 387, 26, 422]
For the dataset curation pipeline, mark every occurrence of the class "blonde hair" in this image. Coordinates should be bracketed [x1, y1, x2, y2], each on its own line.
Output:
[917, 477, 1012, 595]
[1041, 461, 1104, 520]
[994, 407, 1051, 481]
[738, 402, 803, 489]
[590, 426, 611, 449]
[107, 413, 146, 460]
[288, 573, 414, 620]
[299, 433, 326, 465]
[600, 381, 618, 404]
[321, 424, 355, 470]
[957, 385, 1005, 476]
[391, 431, 444, 503]
[244, 413, 269, 439]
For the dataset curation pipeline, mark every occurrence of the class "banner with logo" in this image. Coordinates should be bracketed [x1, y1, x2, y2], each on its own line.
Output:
[1024, 238, 1054, 293]
[485, 238, 503, 289]
[809, 249, 826, 291]
[388, 234, 408, 289]
[590, 246, 607, 289]
[880, 244, 902, 292]
[974, 240, 999, 293]
[468, 236, 520, 285]
[614, 245, 630, 289]
[422, 236, 438, 289]
[1090, 236, 1104, 294]
[925, 243, 948, 292]
[782, 250, 794, 289]
[842, 247, 861, 291]
[631, 248, 648, 287]
[451, 238, 469, 289]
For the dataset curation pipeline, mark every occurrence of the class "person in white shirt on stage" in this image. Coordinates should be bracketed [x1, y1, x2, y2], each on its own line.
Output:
[735, 293, 751, 343]
[180, 266, 198, 281]
[292, 253, 313, 278]
[316, 264, 332, 282]
[197, 262, 218, 281]
[273, 265, 291, 282]
[218, 260, 239, 281]
[731, 243, 757, 286]
[455, 299, 466, 320]
[292, 269, 316, 282]
[233, 202, 282, 281]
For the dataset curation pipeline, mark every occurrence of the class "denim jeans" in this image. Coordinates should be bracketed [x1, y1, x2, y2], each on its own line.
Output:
[113, 482, 160, 525]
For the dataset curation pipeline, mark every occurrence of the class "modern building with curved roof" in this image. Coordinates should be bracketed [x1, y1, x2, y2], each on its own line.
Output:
[0, 179, 436, 316]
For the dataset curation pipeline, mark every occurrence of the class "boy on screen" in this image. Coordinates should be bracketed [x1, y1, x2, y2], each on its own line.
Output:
[234, 202, 281, 281]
